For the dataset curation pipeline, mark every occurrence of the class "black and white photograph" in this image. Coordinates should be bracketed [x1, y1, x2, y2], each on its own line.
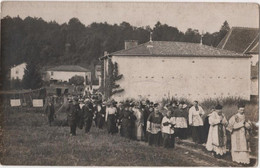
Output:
[0, 1, 259, 166]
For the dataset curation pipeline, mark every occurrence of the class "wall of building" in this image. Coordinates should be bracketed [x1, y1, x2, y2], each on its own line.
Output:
[250, 54, 258, 66]
[10, 63, 27, 80]
[46, 71, 91, 84]
[110, 56, 251, 102]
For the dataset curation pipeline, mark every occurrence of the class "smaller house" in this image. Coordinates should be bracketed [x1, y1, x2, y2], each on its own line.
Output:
[10, 62, 27, 80]
[46, 65, 91, 85]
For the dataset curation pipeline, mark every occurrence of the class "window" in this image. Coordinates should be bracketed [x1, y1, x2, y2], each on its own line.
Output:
[15, 70, 19, 74]
[51, 72, 54, 76]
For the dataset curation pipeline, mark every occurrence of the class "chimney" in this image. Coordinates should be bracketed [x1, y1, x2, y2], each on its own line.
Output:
[124, 40, 138, 50]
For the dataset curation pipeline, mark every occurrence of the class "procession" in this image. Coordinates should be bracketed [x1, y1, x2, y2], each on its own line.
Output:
[1, 2, 259, 166]
[44, 92, 255, 166]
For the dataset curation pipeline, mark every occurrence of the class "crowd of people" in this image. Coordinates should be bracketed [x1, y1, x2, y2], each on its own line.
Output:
[44, 95, 254, 165]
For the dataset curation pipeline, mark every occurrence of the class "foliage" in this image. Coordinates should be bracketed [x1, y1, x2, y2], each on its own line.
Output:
[69, 75, 85, 86]
[1, 16, 230, 89]
[22, 62, 43, 89]
[10, 79, 22, 90]
[103, 60, 124, 99]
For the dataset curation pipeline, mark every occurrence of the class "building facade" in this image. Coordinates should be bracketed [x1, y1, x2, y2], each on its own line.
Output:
[10, 62, 27, 80]
[102, 41, 251, 102]
[46, 65, 91, 85]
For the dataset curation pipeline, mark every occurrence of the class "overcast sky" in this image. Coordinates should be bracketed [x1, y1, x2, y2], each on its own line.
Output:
[1, 2, 259, 33]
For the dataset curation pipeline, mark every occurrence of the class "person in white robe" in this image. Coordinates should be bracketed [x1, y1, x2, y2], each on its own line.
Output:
[189, 101, 205, 144]
[133, 102, 144, 141]
[227, 103, 252, 165]
[206, 104, 228, 157]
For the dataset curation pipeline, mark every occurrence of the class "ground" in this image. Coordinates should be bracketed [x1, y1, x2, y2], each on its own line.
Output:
[0, 105, 258, 166]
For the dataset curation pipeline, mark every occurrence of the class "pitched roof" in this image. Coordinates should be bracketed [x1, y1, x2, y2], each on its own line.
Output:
[217, 27, 259, 53]
[245, 35, 259, 54]
[109, 41, 246, 57]
[47, 65, 90, 72]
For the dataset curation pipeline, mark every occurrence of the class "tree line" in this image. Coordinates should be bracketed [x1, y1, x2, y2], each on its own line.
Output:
[1, 16, 230, 89]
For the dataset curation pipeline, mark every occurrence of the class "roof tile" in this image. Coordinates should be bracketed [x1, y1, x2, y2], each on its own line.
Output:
[111, 41, 246, 57]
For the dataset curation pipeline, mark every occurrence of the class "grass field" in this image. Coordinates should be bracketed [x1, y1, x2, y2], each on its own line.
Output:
[0, 103, 258, 166]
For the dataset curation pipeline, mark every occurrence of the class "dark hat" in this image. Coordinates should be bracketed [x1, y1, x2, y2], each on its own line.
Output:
[215, 104, 223, 110]
[112, 101, 118, 105]
[172, 101, 178, 105]
[237, 102, 246, 108]
[124, 102, 130, 107]
[179, 101, 185, 105]
[154, 103, 159, 107]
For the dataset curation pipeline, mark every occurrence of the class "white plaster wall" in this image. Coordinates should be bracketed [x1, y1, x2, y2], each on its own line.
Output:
[110, 56, 251, 102]
[10, 63, 27, 80]
[250, 54, 259, 66]
[46, 71, 91, 83]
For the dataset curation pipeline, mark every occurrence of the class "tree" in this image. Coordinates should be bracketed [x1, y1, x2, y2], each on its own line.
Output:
[22, 62, 43, 89]
[102, 60, 124, 99]
[69, 75, 85, 86]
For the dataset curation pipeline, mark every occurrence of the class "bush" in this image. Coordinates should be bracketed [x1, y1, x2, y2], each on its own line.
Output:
[69, 75, 85, 86]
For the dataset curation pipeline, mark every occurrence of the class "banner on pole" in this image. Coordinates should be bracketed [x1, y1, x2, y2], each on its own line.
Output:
[33, 99, 44, 107]
[10, 99, 21, 107]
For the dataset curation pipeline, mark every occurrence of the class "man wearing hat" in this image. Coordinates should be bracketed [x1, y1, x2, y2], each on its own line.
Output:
[66, 97, 80, 136]
[146, 103, 163, 146]
[227, 103, 252, 165]
[206, 104, 228, 158]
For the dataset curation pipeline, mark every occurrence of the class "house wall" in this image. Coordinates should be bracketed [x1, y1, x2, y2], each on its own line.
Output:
[46, 71, 91, 84]
[250, 54, 258, 66]
[110, 56, 251, 102]
[10, 63, 27, 80]
[251, 78, 258, 96]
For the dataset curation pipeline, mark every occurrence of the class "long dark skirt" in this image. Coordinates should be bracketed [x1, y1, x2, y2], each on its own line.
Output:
[148, 132, 162, 146]
[121, 119, 134, 139]
[47, 113, 55, 126]
[107, 115, 117, 134]
[175, 128, 188, 139]
[84, 117, 93, 133]
[97, 114, 105, 129]
[162, 133, 175, 148]
[191, 126, 204, 144]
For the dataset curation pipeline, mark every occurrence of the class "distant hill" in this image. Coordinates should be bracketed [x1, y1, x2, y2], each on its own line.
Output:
[1, 16, 230, 82]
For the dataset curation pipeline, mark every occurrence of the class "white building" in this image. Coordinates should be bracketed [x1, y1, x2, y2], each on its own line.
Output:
[10, 62, 27, 80]
[217, 27, 259, 96]
[102, 41, 251, 102]
[46, 65, 91, 85]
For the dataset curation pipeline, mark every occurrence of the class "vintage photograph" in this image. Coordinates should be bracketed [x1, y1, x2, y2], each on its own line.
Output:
[0, 1, 259, 166]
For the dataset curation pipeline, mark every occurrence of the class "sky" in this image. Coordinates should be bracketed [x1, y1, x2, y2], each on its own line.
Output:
[1, 1, 259, 33]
